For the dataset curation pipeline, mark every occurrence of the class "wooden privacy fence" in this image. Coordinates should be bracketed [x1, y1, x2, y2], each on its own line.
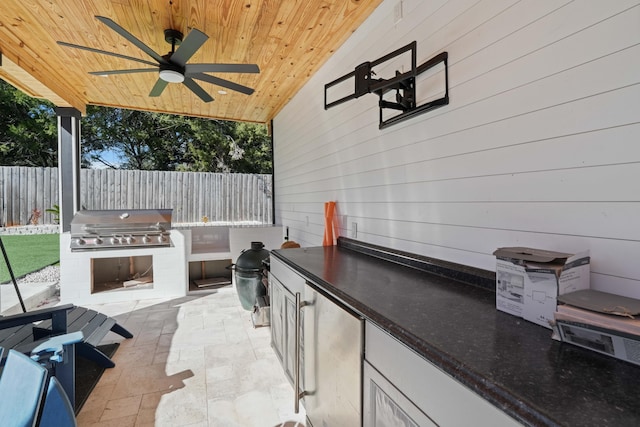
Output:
[0, 167, 272, 226]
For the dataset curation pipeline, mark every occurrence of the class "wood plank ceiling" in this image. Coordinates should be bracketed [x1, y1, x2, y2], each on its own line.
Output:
[0, 0, 383, 123]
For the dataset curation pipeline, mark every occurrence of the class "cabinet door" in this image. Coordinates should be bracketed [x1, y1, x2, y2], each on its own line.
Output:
[366, 323, 521, 426]
[364, 361, 437, 427]
[269, 276, 284, 365]
[272, 286, 303, 389]
[269, 257, 306, 389]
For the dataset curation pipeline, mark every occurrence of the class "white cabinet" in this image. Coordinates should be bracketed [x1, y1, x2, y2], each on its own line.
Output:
[270, 276, 285, 364]
[365, 323, 522, 427]
[269, 257, 306, 386]
[364, 361, 437, 427]
[269, 256, 306, 295]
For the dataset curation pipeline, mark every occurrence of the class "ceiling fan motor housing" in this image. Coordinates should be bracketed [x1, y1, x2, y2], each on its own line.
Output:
[159, 62, 185, 83]
[160, 28, 185, 83]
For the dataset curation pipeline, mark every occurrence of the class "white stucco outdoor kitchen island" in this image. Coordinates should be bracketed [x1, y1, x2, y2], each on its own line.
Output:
[59, 225, 283, 305]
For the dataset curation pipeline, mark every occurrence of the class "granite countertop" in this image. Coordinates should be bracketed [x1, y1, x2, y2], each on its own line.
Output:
[271, 240, 640, 427]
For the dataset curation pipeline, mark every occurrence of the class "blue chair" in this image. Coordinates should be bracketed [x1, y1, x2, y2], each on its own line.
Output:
[0, 332, 81, 427]
[0, 348, 48, 427]
[39, 377, 77, 427]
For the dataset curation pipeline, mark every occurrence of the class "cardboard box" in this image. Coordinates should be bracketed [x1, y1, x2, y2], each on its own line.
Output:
[556, 320, 640, 367]
[493, 247, 590, 329]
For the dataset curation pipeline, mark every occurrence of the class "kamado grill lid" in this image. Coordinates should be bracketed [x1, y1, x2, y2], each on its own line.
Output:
[235, 242, 270, 273]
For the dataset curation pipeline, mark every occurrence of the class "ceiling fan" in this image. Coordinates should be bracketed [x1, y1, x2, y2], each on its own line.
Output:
[57, 16, 260, 102]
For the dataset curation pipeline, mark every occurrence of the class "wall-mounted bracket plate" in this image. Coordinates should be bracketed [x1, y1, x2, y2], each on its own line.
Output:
[324, 41, 449, 129]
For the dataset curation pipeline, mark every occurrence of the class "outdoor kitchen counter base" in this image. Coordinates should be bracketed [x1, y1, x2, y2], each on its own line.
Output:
[59, 231, 188, 305]
[271, 239, 640, 427]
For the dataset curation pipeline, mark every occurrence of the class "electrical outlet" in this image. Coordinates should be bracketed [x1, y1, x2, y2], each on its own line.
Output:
[394, 1, 403, 24]
[352, 222, 358, 238]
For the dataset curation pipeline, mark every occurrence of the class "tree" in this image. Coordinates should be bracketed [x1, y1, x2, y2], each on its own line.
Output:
[228, 122, 272, 173]
[0, 80, 58, 167]
[178, 119, 272, 174]
[179, 118, 236, 172]
[0, 81, 272, 173]
[83, 106, 272, 173]
[82, 107, 193, 170]
[82, 107, 271, 173]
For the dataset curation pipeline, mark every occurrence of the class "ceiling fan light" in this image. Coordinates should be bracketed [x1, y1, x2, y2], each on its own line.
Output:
[159, 69, 184, 83]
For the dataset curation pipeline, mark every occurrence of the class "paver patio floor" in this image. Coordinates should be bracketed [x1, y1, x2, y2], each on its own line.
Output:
[74, 287, 306, 427]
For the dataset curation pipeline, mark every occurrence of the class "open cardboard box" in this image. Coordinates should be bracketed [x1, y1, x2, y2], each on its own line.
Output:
[493, 247, 590, 329]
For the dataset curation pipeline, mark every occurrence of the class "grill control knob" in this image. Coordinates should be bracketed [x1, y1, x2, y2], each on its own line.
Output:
[125, 236, 135, 244]
[111, 237, 120, 244]
[158, 234, 168, 243]
[142, 235, 151, 243]
[95, 237, 103, 245]
[74, 238, 85, 246]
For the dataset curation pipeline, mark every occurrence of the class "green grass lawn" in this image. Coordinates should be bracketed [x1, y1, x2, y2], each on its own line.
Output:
[0, 234, 60, 283]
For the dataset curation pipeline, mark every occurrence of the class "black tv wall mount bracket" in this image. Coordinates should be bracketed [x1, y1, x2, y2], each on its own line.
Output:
[324, 41, 448, 129]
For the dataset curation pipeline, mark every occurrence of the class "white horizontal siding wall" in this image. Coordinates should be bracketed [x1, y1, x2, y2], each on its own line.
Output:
[273, 0, 640, 297]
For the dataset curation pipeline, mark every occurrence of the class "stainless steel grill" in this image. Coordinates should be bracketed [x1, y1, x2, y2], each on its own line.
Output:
[70, 209, 172, 251]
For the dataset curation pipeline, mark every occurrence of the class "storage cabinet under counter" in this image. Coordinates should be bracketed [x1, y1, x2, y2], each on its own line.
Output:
[363, 360, 436, 427]
[269, 273, 301, 385]
[365, 322, 521, 426]
[269, 256, 306, 385]
[269, 256, 363, 427]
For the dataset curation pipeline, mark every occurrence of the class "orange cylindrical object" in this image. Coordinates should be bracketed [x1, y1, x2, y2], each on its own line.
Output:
[322, 201, 336, 246]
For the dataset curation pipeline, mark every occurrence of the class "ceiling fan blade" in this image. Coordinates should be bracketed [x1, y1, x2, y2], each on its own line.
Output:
[89, 68, 158, 76]
[183, 78, 214, 102]
[190, 73, 255, 95]
[57, 41, 158, 67]
[171, 29, 208, 67]
[185, 63, 260, 74]
[149, 79, 169, 97]
[95, 16, 168, 65]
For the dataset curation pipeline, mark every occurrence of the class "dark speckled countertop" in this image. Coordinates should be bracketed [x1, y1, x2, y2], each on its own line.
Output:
[271, 238, 640, 427]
